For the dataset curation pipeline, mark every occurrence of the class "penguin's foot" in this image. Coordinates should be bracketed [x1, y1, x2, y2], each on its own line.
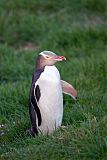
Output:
[26, 128, 36, 137]
[60, 125, 67, 129]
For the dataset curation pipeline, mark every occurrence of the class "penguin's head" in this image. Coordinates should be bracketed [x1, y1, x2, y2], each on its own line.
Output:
[36, 51, 66, 68]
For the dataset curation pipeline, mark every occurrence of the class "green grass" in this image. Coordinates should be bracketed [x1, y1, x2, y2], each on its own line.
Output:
[0, 0, 107, 159]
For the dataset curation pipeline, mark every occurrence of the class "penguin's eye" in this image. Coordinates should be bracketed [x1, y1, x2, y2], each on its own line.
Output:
[46, 56, 50, 59]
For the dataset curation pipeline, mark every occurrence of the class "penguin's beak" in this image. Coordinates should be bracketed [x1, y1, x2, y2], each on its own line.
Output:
[54, 56, 66, 61]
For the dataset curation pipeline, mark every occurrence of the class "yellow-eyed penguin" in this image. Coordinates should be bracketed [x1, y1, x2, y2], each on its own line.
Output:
[27, 51, 77, 137]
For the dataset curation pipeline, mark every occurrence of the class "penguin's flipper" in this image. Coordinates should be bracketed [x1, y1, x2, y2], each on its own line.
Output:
[61, 80, 77, 100]
[28, 84, 42, 136]
[33, 84, 42, 126]
[28, 101, 38, 137]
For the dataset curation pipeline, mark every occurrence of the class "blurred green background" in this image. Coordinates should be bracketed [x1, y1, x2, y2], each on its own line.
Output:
[0, 0, 107, 159]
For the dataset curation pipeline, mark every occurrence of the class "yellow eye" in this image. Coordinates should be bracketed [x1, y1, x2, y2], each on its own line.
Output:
[46, 56, 50, 59]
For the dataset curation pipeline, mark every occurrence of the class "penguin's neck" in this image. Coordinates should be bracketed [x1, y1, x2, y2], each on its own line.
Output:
[36, 64, 45, 70]
[36, 55, 46, 70]
[35, 65, 55, 73]
[44, 66, 60, 79]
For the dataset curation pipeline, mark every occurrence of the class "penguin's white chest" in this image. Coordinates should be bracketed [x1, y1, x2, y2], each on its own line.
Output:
[36, 66, 63, 134]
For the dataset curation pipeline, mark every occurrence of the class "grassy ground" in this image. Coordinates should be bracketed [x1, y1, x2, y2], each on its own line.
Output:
[0, 0, 107, 159]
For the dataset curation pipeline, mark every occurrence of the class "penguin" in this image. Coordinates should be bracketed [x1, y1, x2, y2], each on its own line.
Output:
[27, 51, 77, 137]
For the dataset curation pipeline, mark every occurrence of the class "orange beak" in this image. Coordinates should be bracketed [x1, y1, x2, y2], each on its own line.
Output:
[54, 56, 66, 61]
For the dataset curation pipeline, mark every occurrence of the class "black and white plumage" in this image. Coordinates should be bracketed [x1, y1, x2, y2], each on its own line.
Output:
[28, 51, 77, 136]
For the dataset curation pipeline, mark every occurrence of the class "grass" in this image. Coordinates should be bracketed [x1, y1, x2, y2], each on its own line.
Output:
[0, 0, 107, 159]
